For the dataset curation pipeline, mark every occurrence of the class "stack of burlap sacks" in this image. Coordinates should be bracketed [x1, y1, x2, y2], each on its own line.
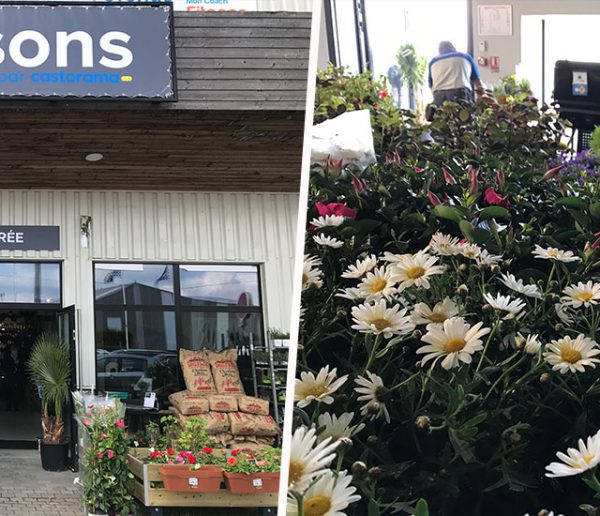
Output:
[168, 348, 280, 453]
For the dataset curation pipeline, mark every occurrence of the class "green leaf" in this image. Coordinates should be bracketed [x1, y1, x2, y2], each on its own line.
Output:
[590, 202, 600, 220]
[556, 197, 588, 210]
[368, 498, 380, 516]
[478, 206, 510, 220]
[459, 220, 476, 241]
[432, 205, 465, 223]
[415, 499, 430, 516]
[459, 109, 470, 122]
[448, 427, 475, 463]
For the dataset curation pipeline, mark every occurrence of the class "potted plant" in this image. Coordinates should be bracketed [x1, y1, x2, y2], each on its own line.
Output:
[223, 448, 281, 494]
[27, 332, 71, 471]
[73, 394, 136, 516]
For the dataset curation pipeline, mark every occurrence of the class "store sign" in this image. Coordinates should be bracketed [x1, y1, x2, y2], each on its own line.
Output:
[0, 4, 176, 100]
[0, 226, 60, 251]
[58, 0, 259, 12]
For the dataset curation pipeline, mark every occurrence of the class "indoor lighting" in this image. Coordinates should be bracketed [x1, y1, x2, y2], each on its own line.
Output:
[85, 152, 104, 162]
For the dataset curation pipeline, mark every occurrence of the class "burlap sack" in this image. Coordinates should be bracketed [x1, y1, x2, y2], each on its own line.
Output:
[208, 395, 238, 413]
[204, 411, 230, 434]
[248, 414, 280, 437]
[206, 349, 245, 395]
[238, 396, 269, 416]
[228, 412, 255, 436]
[179, 349, 217, 394]
[208, 432, 234, 447]
[168, 390, 210, 416]
[227, 443, 273, 454]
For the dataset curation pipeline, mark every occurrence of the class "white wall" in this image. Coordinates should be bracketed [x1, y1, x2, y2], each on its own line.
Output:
[0, 190, 298, 388]
[256, 0, 313, 11]
[471, 0, 600, 86]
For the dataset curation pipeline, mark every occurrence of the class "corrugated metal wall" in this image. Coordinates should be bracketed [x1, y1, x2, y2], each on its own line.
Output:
[0, 190, 298, 388]
[256, 0, 313, 12]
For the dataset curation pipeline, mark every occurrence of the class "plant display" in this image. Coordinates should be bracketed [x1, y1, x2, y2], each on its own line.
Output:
[27, 332, 70, 443]
[290, 68, 600, 515]
[396, 42, 427, 111]
[73, 395, 136, 516]
[223, 448, 281, 474]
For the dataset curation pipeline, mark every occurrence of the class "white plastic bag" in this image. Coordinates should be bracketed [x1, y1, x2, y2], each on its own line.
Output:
[311, 109, 376, 169]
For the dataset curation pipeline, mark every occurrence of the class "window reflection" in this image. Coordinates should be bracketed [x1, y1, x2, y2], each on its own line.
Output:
[95, 264, 174, 305]
[0, 262, 60, 304]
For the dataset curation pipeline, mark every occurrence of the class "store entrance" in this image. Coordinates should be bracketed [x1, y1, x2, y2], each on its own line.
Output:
[0, 310, 59, 447]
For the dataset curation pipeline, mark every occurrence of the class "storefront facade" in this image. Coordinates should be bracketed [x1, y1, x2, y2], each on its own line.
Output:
[0, 4, 310, 443]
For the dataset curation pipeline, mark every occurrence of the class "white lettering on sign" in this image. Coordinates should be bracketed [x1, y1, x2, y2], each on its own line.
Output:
[0, 231, 24, 243]
[0, 30, 133, 69]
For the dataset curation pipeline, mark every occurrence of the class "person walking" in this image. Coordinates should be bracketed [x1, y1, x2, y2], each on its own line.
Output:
[427, 41, 484, 106]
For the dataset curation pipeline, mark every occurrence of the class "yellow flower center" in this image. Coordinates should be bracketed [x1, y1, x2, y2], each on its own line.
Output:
[300, 384, 330, 399]
[577, 292, 594, 302]
[548, 250, 558, 257]
[302, 273, 309, 286]
[304, 496, 332, 516]
[288, 460, 304, 486]
[370, 318, 391, 331]
[561, 348, 582, 364]
[406, 266, 425, 279]
[445, 338, 466, 353]
[428, 312, 447, 323]
[583, 453, 595, 465]
[370, 278, 387, 292]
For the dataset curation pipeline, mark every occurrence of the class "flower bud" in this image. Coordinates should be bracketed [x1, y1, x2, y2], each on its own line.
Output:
[539, 373, 551, 383]
[427, 190, 441, 206]
[336, 308, 347, 319]
[366, 400, 381, 415]
[442, 167, 457, 185]
[554, 323, 562, 332]
[337, 437, 353, 452]
[415, 415, 431, 430]
[514, 335, 525, 349]
[509, 432, 522, 443]
[490, 265, 500, 274]
[482, 304, 492, 312]
[542, 164, 564, 180]
[550, 280, 559, 288]
[367, 466, 383, 481]
[351, 461, 368, 478]
[366, 435, 379, 446]
[538, 510, 552, 516]
[412, 329, 422, 339]
[459, 264, 468, 272]
[456, 284, 469, 295]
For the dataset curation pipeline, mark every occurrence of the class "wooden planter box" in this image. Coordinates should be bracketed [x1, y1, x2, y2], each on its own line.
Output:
[224, 471, 280, 494]
[126, 448, 277, 508]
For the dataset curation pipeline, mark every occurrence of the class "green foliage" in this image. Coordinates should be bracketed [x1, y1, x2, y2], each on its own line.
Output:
[591, 126, 600, 160]
[396, 43, 427, 90]
[223, 448, 281, 474]
[175, 416, 209, 454]
[27, 332, 70, 443]
[159, 414, 180, 450]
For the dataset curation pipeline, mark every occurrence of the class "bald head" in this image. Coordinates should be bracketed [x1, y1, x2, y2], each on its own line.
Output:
[439, 41, 456, 53]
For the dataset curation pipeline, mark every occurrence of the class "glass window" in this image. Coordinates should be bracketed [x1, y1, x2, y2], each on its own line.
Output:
[94, 264, 174, 305]
[179, 265, 260, 307]
[0, 262, 60, 304]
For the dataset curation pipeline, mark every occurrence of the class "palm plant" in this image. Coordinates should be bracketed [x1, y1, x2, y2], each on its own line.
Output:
[27, 332, 71, 443]
[396, 43, 427, 111]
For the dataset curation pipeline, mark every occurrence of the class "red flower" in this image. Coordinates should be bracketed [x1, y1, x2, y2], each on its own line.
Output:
[107, 450, 115, 459]
[115, 420, 125, 429]
[188, 454, 197, 464]
[315, 201, 357, 219]
[373, 104, 379, 110]
[414, 167, 424, 173]
[167, 449, 175, 456]
[97, 452, 103, 459]
[379, 91, 389, 99]
[230, 449, 239, 456]
[484, 187, 510, 208]
[150, 451, 161, 458]
[203, 447, 213, 454]
[227, 457, 237, 466]
[87, 404, 94, 409]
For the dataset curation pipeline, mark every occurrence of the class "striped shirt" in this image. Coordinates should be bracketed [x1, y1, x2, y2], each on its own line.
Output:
[428, 51, 480, 92]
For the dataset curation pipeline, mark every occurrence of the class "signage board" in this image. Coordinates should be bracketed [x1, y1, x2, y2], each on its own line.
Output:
[0, 3, 176, 100]
[0, 226, 60, 251]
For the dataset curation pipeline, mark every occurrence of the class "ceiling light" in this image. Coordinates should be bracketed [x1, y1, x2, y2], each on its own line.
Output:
[85, 153, 104, 162]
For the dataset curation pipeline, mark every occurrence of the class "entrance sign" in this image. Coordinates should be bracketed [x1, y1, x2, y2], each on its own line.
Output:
[0, 226, 60, 251]
[0, 4, 176, 100]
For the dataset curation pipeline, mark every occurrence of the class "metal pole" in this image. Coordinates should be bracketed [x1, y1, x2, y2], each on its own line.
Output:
[352, 0, 364, 73]
[359, 0, 373, 73]
[541, 18, 546, 104]
[323, 0, 338, 66]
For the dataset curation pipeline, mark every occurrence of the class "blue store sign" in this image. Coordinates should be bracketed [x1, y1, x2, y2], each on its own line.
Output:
[0, 3, 176, 100]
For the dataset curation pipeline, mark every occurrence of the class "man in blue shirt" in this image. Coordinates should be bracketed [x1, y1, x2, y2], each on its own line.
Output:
[428, 41, 484, 105]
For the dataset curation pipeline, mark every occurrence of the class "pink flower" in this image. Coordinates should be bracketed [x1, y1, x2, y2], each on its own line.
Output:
[315, 201, 357, 219]
[542, 164, 564, 180]
[107, 450, 114, 459]
[468, 166, 479, 195]
[100, 432, 106, 439]
[97, 452, 103, 459]
[442, 167, 457, 185]
[484, 187, 510, 208]
[351, 174, 369, 194]
[87, 404, 94, 409]
[414, 167, 424, 173]
[380, 91, 389, 99]
[176, 456, 184, 464]
[592, 232, 600, 250]
[115, 420, 125, 429]
[82, 419, 90, 427]
[427, 191, 441, 206]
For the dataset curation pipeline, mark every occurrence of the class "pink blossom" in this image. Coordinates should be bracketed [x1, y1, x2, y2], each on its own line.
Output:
[100, 432, 106, 439]
[442, 167, 457, 185]
[97, 452, 103, 459]
[351, 174, 369, 194]
[82, 419, 91, 427]
[484, 187, 510, 208]
[87, 404, 94, 409]
[592, 232, 600, 250]
[315, 201, 357, 219]
[468, 166, 479, 195]
[427, 191, 441, 206]
[107, 450, 114, 459]
[115, 420, 125, 429]
[414, 167, 424, 173]
[176, 456, 184, 463]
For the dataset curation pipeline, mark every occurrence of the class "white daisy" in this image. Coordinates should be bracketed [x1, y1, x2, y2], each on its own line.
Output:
[555, 303, 574, 324]
[314, 234, 344, 248]
[381, 251, 412, 263]
[499, 273, 542, 299]
[416, 317, 491, 370]
[459, 243, 482, 260]
[287, 470, 361, 515]
[303, 255, 323, 290]
[295, 366, 348, 408]
[483, 292, 526, 320]
[561, 281, 600, 308]
[310, 215, 346, 229]
[543, 334, 600, 374]
[317, 412, 366, 443]
[545, 431, 600, 477]
[476, 250, 503, 267]
[515, 332, 542, 355]
[533, 244, 581, 263]
[390, 251, 445, 290]
[354, 372, 390, 423]
[287, 426, 339, 491]
[351, 299, 415, 338]
[412, 298, 459, 326]
[341, 255, 377, 279]
[357, 266, 397, 301]
[428, 232, 461, 256]
[335, 287, 363, 301]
